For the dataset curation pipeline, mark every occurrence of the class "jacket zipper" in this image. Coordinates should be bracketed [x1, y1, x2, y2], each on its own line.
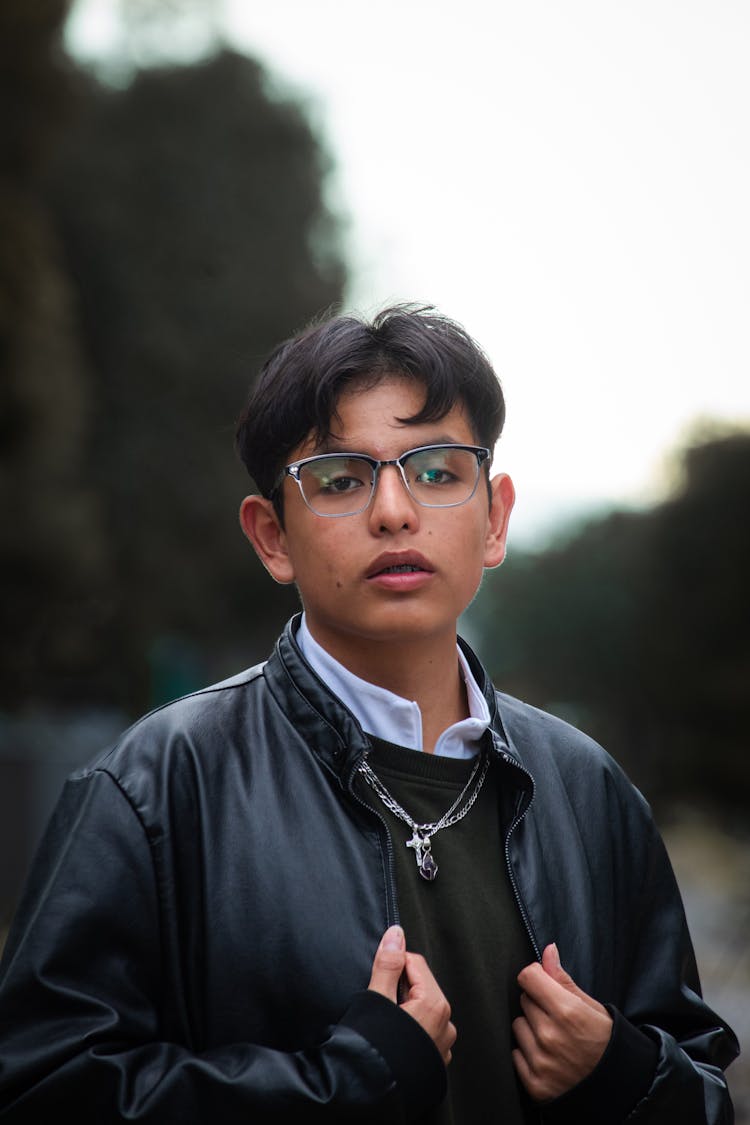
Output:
[495, 745, 542, 963]
[345, 754, 401, 930]
[497, 749, 545, 1122]
[348, 742, 541, 963]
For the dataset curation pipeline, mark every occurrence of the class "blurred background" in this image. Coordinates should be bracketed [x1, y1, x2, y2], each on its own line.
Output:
[1, 0, 747, 1113]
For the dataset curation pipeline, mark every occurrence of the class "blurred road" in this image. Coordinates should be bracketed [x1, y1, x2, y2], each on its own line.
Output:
[664, 811, 749, 1123]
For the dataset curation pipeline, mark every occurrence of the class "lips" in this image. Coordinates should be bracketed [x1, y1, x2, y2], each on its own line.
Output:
[365, 552, 434, 579]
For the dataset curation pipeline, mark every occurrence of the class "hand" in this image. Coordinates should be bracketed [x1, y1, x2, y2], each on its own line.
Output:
[512, 943, 613, 1102]
[368, 926, 456, 1065]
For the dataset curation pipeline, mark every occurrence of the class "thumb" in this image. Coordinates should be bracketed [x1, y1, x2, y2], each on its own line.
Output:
[542, 943, 603, 1012]
[368, 925, 406, 1002]
[541, 942, 570, 984]
[542, 942, 583, 995]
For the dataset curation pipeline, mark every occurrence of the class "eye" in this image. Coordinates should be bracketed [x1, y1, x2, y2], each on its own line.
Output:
[303, 456, 372, 497]
[319, 473, 365, 494]
[414, 465, 456, 486]
[408, 450, 459, 487]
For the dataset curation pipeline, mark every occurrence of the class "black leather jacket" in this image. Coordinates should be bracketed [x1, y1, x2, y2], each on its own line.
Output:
[0, 618, 738, 1122]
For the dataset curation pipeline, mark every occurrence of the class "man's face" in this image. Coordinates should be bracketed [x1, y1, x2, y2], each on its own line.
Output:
[241, 375, 514, 669]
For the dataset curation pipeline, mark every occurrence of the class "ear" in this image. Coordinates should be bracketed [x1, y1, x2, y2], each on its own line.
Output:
[483, 473, 515, 569]
[239, 495, 296, 585]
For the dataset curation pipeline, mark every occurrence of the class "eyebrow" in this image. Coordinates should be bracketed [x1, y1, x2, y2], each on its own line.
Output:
[313, 434, 467, 456]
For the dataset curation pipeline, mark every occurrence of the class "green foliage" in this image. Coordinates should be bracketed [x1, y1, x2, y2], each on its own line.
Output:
[469, 430, 750, 811]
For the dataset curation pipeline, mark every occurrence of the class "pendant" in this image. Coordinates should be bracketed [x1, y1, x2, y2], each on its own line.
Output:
[406, 831, 439, 881]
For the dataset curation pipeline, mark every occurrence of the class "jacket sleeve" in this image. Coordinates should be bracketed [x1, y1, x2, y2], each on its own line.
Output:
[617, 814, 738, 1123]
[0, 771, 445, 1123]
[540, 794, 739, 1124]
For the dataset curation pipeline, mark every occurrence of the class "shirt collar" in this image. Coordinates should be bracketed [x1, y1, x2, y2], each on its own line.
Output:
[297, 614, 490, 759]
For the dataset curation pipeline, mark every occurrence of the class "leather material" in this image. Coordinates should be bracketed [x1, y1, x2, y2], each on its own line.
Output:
[0, 615, 738, 1122]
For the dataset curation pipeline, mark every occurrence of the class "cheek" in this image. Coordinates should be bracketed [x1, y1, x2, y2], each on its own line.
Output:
[287, 526, 351, 588]
[458, 526, 494, 589]
[450, 517, 489, 560]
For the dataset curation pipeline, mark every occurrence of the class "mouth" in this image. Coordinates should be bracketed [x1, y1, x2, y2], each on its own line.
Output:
[366, 553, 434, 579]
[378, 564, 423, 574]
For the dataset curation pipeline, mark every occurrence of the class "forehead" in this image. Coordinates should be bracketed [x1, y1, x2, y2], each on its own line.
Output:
[295, 375, 475, 460]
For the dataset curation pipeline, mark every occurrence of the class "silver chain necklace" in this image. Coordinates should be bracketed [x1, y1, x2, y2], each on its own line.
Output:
[357, 751, 491, 881]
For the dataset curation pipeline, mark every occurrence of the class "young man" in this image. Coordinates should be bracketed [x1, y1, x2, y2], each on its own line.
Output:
[0, 306, 738, 1122]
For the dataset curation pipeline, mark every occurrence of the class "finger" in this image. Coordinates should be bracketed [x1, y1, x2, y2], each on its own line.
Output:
[540, 944, 607, 1014]
[403, 950, 430, 983]
[541, 943, 580, 995]
[367, 926, 406, 1002]
[541, 942, 563, 977]
[513, 1046, 549, 1103]
[401, 951, 441, 1000]
[511, 1014, 538, 1057]
[400, 953, 455, 1062]
[517, 992, 548, 1037]
[440, 1019, 457, 1063]
[511, 1045, 532, 1082]
[541, 944, 584, 1002]
[443, 1023, 457, 1066]
[402, 955, 453, 1024]
[519, 960, 589, 1015]
[517, 963, 563, 1015]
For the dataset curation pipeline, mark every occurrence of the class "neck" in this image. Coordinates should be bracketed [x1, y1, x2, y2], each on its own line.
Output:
[305, 625, 470, 753]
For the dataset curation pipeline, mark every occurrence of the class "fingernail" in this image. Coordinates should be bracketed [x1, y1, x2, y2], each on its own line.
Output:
[382, 925, 405, 951]
[551, 942, 561, 968]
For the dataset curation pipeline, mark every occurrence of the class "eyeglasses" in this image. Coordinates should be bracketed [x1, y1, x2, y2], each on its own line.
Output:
[276, 443, 491, 517]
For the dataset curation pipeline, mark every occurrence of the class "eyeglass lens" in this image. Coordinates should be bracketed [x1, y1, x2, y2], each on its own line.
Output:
[298, 446, 481, 515]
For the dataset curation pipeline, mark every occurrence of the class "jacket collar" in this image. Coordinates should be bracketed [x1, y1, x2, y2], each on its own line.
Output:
[263, 616, 371, 780]
[264, 615, 532, 794]
[457, 635, 518, 757]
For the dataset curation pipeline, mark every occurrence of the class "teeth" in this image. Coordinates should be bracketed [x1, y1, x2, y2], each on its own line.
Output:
[383, 564, 420, 573]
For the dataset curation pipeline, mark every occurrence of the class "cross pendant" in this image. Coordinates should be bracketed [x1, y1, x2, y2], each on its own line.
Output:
[406, 831, 439, 881]
[406, 830, 425, 867]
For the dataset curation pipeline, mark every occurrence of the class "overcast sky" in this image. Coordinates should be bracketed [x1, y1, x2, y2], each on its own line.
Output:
[67, 0, 750, 544]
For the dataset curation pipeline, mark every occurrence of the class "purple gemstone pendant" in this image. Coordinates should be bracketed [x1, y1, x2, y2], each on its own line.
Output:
[419, 850, 438, 881]
[407, 831, 438, 881]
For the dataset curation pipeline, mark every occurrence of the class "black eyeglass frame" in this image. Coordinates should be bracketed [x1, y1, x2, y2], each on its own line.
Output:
[273, 443, 492, 518]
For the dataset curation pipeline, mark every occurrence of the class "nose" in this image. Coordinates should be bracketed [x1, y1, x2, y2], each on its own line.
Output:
[367, 463, 419, 534]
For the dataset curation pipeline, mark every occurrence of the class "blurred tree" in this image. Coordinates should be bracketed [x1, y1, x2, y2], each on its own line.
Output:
[41, 47, 346, 712]
[2, 12, 347, 714]
[469, 428, 750, 813]
[0, 0, 72, 182]
[0, 0, 110, 710]
[636, 430, 750, 803]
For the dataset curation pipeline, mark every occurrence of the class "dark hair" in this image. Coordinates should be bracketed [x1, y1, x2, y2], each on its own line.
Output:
[235, 303, 506, 506]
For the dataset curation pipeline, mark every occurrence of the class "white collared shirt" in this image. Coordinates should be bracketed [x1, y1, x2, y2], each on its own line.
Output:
[297, 614, 490, 759]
